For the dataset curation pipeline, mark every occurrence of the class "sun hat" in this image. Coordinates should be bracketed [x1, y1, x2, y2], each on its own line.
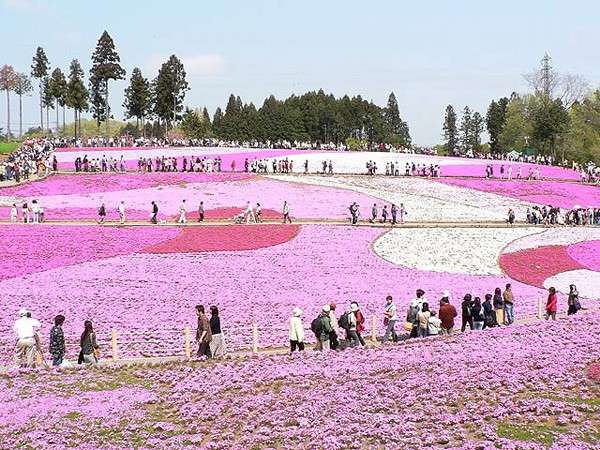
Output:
[442, 290, 451, 298]
[18, 308, 28, 317]
[292, 307, 303, 317]
[322, 305, 331, 313]
[350, 303, 359, 312]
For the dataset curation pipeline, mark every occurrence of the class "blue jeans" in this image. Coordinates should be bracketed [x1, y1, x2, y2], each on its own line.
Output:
[382, 320, 397, 342]
[473, 321, 484, 330]
[504, 304, 514, 325]
[418, 326, 428, 338]
[52, 354, 63, 366]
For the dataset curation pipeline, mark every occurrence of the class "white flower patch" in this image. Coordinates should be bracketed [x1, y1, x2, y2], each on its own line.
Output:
[543, 269, 600, 299]
[502, 227, 600, 253]
[372, 227, 540, 275]
[267, 151, 482, 174]
[268, 174, 532, 222]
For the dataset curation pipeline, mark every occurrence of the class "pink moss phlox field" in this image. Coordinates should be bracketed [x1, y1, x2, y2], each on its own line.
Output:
[0, 225, 547, 359]
[0, 315, 598, 449]
[567, 240, 600, 272]
[0, 225, 180, 281]
[499, 245, 584, 288]
[439, 163, 580, 181]
[0, 172, 253, 197]
[13, 176, 379, 220]
[56, 148, 316, 170]
[143, 225, 300, 253]
[436, 178, 600, 209]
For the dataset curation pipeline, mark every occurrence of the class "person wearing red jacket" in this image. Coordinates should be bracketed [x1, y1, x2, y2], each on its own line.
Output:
[438, 292, 458, 335]
[545, 287, 558, 320]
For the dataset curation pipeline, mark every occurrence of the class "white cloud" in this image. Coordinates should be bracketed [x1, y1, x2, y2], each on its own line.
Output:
[145, 54, 225, 78]
[3, 0, 48, 12]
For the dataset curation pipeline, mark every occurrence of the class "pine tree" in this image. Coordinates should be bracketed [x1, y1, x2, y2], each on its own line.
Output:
[41, 76, 54, 133]
[152, 55, 188, 133]
[123, 67, 152, 133]
[212, 107, 223, 136]
[89, 31, 125, 134]
[13, 73, 32, 137]
[442, 105, 458, 155]
[48, 68, 67, 133]
[459, 106, 472, 153]
[65, 59, 89, 139]
[31, 46, 49, 130]
[486, 97, 509, 154]
[470, 112, 484, 153]
[383, 92, 411, 147]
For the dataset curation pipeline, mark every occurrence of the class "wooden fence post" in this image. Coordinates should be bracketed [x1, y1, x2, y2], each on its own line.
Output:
[371, 316, 377, 342]
[111, 329, 118, 360]
[537, 299, 543, 319]
[252, 323, 258, 354]
[184, 326, 191, 358]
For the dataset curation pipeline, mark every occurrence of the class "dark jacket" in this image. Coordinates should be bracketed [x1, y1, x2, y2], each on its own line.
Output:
[49, 325, 65, 356]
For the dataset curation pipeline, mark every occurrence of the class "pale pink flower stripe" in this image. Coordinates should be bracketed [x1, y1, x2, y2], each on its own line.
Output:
[31, 177, 379, 220]
[0, 225, 546, 358]
[0, 172, 253, 197]
[567, 240, 600, 272]
[440, 163, 580, 180]
[435, 178, 600, 209]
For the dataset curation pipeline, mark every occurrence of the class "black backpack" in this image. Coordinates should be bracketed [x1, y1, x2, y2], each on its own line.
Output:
[311, 316, 323, 336]
[338, 312, 351, 330]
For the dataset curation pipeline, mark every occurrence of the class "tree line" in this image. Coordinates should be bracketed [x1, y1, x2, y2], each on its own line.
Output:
[441, 54, 599, 163]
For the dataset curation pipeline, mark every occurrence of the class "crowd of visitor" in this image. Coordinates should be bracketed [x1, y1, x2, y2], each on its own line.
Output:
[0, 139, 54, 182]
[10, 282, 583, 368]
[525, 205, 600, 226]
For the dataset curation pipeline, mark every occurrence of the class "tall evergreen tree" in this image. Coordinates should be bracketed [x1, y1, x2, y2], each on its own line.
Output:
[0, 65, 18, 138]
[442, 105, 458, 154]
[65, 59, 89, 139]
[48, 68, 67, 133]
[383, 92, 411, 147]
[41, 76, 54, 133]
[13, 73, 32, 137]
[212, 107, 223, 136]
[470, 112, 484, 153]
[486, 97, 509, 154]
[123, 67, 152, 133]
[153, 55, 188, 132]
[31, 46, 49, 130]
[89, 31, 125, 134]
[459, 106, 472, 153]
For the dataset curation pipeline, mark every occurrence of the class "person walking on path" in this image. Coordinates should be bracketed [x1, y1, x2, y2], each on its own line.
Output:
[209, 306, 226, 358]
[382, 295, 398, 343]
[150, 201, 158, 224]
[195, 305, 212, 358]
[545, 287, 558, 320]
[255, 203, 262, 223]
[416, 303, 431, 338]
[461, 294, 474, 332]
[313, 305, 333, 351]
[118, 201, 126, 225]
[79, 320, 99, 365]
[289, 307, 305, 353]
[282, 201, 292, 224]
[347, 302, 366, 347]
[503, 284, 515, 325]
[493, 287, 504, 326]
[245, 201, 256, 224]
[438, 291, 457, 335]
[399, 203, 406, 224]
[10, 203, 18, 223]
[49, 315, 66, 366]
[472, 297, 485, 330]
[98, 202, 107, 224]
[391, 204, 398, 226]
[198, 201, 205, 222]
[178, 199, 187, 224]
[567, 284, 581, 315]
[370, 204, 377, 223]
[13, 308, 41, 368]
[380, 205, 388, 223]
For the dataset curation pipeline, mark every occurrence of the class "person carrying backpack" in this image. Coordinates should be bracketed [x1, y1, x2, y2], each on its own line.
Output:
[482, 294, 497, 329]
[471, 297, 485, 330]
[312, 305, 333, 351]
[406, 289, 426, 338]
[461, 294, 474, 332]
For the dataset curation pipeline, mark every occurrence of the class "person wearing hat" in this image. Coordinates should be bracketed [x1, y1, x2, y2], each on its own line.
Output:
[347, 302, 366, 347]
[289, 307, 305, 353]
[314, 305, 333, 351]
[382, 295, 398, 343]
[438, 291, 457, 335]
[406, 289, 427, 338]
[13, 308, 41, 368]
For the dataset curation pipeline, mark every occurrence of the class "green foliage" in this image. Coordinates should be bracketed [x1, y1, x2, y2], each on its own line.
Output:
[30, 47, 49, 80]
[383, 92, 411, 147]
[13, 73, 32, 96]
[0, 142, 19, 154]
[486, 97, 509, 153]
[61, 118, 126, 138]
[48, 68, 67, 107]
[153, 55, 188, 127]
[66, 59, 89, 113]
[123, 67, 152, 126]
[180, 108, 211, 139]
[442, 105, 458, 154]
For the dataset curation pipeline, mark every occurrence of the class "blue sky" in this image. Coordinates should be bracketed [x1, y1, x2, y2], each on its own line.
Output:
[1, 0, 599, 144]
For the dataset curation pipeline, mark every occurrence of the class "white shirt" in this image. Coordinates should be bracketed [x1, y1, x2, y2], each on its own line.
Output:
[118, 203, 125, 214]
[13, 317, 41, 339]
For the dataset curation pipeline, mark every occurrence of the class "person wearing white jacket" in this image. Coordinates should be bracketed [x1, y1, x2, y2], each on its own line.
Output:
[289, 307, 305, 352]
